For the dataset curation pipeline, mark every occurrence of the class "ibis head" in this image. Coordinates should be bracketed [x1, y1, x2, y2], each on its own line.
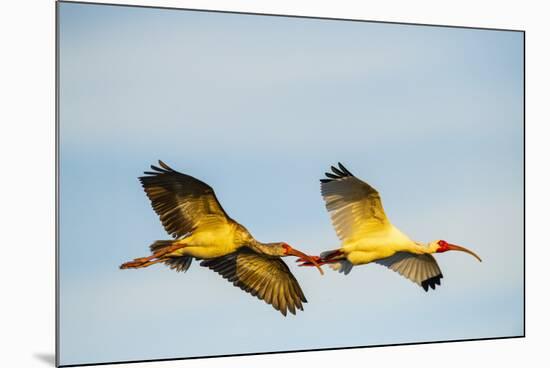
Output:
[432, 240, 482, 262]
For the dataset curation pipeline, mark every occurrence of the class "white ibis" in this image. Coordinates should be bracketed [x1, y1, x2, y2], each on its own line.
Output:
[299, 163, 481, 291]
[120, 160, 323, 315]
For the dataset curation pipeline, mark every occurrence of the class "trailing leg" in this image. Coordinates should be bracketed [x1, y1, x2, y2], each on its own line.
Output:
[119, 240, 186, 269]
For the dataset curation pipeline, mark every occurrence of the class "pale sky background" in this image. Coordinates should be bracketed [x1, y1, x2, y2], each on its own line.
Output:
[58, 2, 524, 366]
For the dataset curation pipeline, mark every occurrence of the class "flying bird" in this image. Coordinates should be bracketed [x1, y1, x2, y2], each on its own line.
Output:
[298, 163, 481, 291]
[120, 161, 323, 316]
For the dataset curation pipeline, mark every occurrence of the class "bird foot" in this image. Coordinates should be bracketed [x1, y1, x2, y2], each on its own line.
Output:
[120, 257, 167, 269]
[120, 260, 145, 269]
[296, 256, 324, 267]
[133, 256, 150, 263]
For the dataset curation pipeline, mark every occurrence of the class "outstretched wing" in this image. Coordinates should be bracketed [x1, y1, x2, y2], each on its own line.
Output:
[139, 160, 231, 238]
[376, 252, 443, 291]
[200, 248, 307, 316]
[320, 163, 391, 242]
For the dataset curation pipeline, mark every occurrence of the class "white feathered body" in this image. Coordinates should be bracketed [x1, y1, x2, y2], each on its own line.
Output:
[341, 224, 423, 265]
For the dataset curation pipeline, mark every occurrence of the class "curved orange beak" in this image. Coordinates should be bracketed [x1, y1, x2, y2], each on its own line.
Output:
[286, 247, 324, 275]
[447, 243, 482, 262]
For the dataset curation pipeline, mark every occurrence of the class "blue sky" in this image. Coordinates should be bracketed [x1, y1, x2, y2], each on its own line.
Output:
[58, 2, 524, 365]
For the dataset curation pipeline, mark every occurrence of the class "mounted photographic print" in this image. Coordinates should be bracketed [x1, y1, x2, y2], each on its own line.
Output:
[56, 1, 525, 366]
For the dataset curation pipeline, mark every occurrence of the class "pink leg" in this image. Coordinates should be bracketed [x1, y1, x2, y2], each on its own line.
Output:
[120, 244, 186, 269]
[120, 258, 167, 269]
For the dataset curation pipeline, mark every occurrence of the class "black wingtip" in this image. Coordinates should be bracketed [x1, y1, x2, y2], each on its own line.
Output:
[421, 274, 443, 292]
[320, 162, 354, 183]
[141, 160, 175, 176]
[149, 164, 168, 173]
[338, 162, 353, 176]
[158, 160, 172, 171]
[330, 165, 345, 176]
